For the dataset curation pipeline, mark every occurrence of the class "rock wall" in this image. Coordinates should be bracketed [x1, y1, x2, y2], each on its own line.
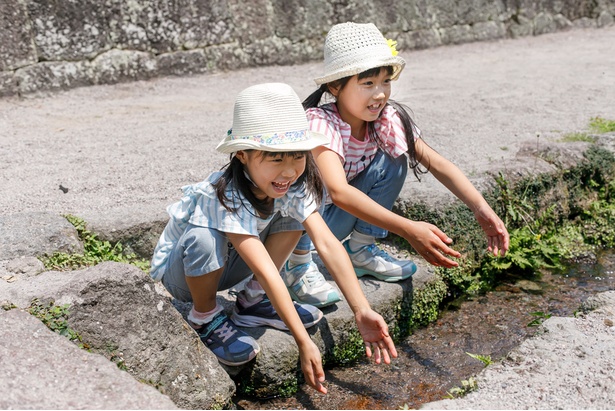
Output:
[1, 0, 614, 97]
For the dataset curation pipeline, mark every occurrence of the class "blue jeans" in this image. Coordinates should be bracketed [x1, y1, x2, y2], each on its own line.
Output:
[296, 150, 408, 251]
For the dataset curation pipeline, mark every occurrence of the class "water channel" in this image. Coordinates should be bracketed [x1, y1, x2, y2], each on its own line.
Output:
[235, 249, 615, 410]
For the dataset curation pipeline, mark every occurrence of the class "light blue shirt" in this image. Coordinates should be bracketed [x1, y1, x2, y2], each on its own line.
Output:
[150, 171, 318, 281]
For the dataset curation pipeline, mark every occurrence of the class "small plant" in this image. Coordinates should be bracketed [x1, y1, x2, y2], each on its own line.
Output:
[589, 116, 615, 133]
[466, 352, 493, 366]
[27, 299, 82, 344]
[42, 215, 149, 272]
[527, 311, 552, 327]
[560, 132, 597, 143]
[446, 377, 478, 398]
[2, 302, 17, 311]
[478, 225, 563, 277]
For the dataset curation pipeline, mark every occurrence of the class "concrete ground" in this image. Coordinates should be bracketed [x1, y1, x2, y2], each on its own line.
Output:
[1, 27, 614, 222]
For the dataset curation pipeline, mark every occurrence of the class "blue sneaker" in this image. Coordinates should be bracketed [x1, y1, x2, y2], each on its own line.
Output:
[343, 240, 417, 282]
[283, 261, 341, 308]
[231, 291, 323, 330]
[192, 312, 260, 366]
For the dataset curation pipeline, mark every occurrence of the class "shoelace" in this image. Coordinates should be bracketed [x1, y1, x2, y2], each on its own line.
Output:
[212, 321, 237, 343]
[366, 244, 397, 262]
[297, 262, 326, 287]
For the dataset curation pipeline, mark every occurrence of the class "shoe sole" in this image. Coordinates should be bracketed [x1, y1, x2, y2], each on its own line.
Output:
[216, 346, 261, 367]
[231, 311, 323, 330]
[354, 266, 417, 282]
[231, 313, 288, 330]
[287, 286, 341, 308]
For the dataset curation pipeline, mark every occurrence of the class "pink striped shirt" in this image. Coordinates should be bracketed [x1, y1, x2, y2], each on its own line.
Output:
[306, 103, 419, 182]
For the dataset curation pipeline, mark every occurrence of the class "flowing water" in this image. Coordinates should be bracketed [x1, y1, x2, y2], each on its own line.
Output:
[235, 250, 615, 410]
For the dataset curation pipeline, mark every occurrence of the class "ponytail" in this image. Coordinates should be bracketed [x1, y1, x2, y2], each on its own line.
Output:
[302, 84, 329, 109]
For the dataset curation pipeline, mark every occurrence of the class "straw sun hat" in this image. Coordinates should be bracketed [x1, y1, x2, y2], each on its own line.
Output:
[216, 83, 328, 154]
[314, 22, 406, 85]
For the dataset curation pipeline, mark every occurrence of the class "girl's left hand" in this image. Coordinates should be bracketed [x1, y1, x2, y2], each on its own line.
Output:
[474, 206, 510, 257]
[354, 308, 398, 364]
[299, 339, 328, 394]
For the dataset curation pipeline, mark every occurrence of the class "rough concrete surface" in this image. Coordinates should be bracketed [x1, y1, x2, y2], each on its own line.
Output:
[1, 27, 614, 223]
[1, 27, 615, 408]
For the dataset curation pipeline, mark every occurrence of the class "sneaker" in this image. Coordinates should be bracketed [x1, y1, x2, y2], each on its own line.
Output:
[192, 312, 260, 366]
[283, 261, 342, 307]
[231, 291, 323, 330]
[343, 240, 417, 282]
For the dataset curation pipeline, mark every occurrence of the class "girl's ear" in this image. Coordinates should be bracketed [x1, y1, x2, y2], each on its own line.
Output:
[327, 83, 340, 98]
[235, 150, 248, 164]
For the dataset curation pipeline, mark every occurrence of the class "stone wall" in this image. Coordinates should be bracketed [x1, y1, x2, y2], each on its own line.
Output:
[1, 0, 614, 97]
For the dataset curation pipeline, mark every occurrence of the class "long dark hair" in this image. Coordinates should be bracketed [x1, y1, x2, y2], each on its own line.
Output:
[303, 66, 428, 180]
[213, 150, 324, 217]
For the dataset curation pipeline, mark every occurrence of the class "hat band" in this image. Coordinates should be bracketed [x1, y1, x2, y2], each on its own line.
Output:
[227, 129, 310, 146]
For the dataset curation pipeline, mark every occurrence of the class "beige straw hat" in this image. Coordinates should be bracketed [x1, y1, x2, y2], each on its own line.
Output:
[314, 22, 406, 85]
[216, 83, 329, 154]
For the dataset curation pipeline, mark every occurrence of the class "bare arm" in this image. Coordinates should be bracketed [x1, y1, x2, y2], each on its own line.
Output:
[226, 233, 327, 394]
[416, 139, 509, 256]
[312, 145, 461, 267]
[303, 211, 397, 364]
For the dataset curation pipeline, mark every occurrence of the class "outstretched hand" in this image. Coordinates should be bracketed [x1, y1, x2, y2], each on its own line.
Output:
[474, 206, 509, 257]
[405, 221, 461, 268]
[299, 339, 327, 394]
[355, 308, 398, 364]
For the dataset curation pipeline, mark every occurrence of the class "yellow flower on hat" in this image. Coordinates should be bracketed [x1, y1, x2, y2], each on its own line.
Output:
[386, 39, 398, 56]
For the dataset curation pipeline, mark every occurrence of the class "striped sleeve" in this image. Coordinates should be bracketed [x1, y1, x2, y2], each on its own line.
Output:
[306, 107, 345, 160]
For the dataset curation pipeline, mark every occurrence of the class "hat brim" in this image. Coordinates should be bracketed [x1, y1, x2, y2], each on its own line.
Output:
[216, 131, 329, 154]
[314, 57, 405, 85]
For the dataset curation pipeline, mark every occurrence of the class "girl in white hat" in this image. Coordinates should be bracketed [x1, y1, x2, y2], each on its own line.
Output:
[284, 22, 510, 305]
[150, 83, 396, 393]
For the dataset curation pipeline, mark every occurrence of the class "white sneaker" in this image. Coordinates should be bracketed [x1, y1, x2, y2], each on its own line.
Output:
[283, 261, 341, 308]
[343, 240, 417, 282]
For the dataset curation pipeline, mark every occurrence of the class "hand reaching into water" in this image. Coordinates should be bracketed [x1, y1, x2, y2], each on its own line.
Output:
[474, 205, 509, 257]
[299, 339, 327, 394]
[404, 221, 461, 268]
[354, 308, 398, 364]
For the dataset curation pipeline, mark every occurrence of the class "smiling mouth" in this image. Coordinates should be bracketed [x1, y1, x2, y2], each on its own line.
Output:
[272, 181, 291, 192]
[368, 103, 382, 112]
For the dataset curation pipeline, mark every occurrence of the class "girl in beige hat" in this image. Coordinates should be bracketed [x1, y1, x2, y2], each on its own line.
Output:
[151, 83, 396, 393]
[284, 22, 510, 305]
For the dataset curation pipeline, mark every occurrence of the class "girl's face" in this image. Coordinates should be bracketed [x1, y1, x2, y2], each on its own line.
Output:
[236, 150, 307, 200]
[330, 67, 392, 139]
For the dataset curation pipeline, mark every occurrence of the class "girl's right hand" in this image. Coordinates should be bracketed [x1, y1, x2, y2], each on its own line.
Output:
[405, 221, 461, 268]
[299, 339, 327, 394]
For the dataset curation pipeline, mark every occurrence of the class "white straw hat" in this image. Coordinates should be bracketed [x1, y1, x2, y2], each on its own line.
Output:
[216, 83, 329, 154]
[314, 22, 406, 85]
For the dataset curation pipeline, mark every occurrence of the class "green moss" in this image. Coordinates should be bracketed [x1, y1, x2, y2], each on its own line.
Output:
[396, 145, 615, 304]
[560, 132, 597, 143]
[330, 329, 365, 365]
[41, 214, 149, 272]
[237, 373, 299, 399]
[589, 116, 615, 133]
[397, 277, 448, 337]
[27, 299, 83, 345]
